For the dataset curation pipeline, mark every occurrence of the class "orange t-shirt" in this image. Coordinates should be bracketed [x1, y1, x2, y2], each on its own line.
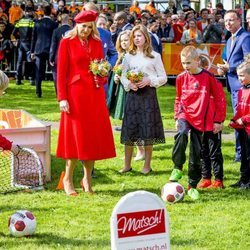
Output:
[145, 4, 157, 15]
[129, 6, 141, 15]
[35, 10, 44, 18]
[189, 29, 197, 39]
[9, 6, 23, 24]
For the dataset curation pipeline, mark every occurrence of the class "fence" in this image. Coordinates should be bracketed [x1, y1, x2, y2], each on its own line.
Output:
[2, 42, 226, 79]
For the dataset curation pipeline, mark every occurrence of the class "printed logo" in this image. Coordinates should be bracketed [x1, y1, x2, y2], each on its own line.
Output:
[117, 209, 166, 238]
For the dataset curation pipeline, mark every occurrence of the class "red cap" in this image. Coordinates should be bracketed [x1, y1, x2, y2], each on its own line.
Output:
[74, 10, 98, 23]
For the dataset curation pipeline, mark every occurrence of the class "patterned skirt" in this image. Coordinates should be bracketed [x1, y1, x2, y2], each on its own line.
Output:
[121, 86, 165, 146]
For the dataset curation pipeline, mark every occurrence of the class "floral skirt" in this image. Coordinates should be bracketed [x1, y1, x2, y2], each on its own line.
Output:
[121, 86, 165, 146]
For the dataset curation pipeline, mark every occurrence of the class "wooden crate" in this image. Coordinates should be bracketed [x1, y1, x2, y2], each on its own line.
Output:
[0, 109, 51, 181]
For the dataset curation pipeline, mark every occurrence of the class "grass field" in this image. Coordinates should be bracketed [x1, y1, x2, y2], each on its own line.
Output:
[0, 81, 249, 250]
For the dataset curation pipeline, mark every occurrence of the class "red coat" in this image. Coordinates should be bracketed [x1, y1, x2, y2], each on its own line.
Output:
[0, 134, 12, 150]
[230, 85, 250, 135]
[205, 79, 226, 131]
[174, 70, 224, 131]
[56, 35, 116, 160]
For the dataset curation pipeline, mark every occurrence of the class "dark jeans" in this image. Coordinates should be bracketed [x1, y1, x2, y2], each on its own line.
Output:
[201, 131, 224, 181]
[16, 42, 34, 80]
[35, 53, 49, 96]
[231, 90, 241, 159]
[51, 64, 57, 95]
[238, 130, 250, 183]
[172, 119, 202, 188]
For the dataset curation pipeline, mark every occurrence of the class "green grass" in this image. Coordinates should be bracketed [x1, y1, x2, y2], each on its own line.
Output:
[0, 81, 249, 250]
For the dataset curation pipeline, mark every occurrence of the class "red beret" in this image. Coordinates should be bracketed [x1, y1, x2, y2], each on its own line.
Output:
[74, 10, 98, 23]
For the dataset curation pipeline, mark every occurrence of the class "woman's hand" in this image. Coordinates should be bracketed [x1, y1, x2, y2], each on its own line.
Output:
[114, 74, 120, 84]
[137, 77, 151, 88]
[128, 82, 138, 91]
[59, 100, 70, 113]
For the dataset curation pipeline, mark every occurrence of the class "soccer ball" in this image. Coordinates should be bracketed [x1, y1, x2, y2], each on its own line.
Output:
[8, 210, 36, 237]
[161, 182, 185, 204]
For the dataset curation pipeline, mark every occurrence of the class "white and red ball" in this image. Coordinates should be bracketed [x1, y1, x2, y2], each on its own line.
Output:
[161, 182, 185, 204]
[8, 210, 36, 237]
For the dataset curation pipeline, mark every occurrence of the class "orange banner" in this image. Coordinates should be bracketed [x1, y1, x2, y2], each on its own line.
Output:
[162, 43, 225, 76]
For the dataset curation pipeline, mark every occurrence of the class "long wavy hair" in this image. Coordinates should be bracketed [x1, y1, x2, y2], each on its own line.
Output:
[128, 24, 154, 58]
[64, 22, 100, 41]
[115, 30, 131, 65]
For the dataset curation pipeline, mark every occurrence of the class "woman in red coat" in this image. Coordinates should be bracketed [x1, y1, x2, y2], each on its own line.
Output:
[56, 10, 116, 196]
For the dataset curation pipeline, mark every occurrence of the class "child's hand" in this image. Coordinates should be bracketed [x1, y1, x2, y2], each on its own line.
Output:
[114, 74, 120, 84]
[235, 118, 243, 125]
[213, 123, 221, 134]
[175, 120, 179, 131]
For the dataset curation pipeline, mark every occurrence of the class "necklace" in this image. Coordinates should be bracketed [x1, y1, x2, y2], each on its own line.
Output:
[81, 39, 88, 48]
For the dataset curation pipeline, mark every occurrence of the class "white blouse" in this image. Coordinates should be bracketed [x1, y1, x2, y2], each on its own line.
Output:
[121, 51, 168, 92]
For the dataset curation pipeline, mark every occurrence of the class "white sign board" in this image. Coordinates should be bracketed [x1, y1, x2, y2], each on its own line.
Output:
[110, 191, 170, 250]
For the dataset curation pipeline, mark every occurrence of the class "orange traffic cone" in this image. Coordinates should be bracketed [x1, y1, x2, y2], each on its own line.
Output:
[56, 171, 65, 190]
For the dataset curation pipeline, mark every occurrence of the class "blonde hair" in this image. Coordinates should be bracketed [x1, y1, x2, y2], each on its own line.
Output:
[244, 53, 250, 63]
[0, 70, 9, 91]
[128, 24, 154, 58]
[237, 60, 250, 74]
[115, 30, 131, 65]
[84, 2, 100, 13]
[64, 22, 100, 41]
[181, 46, 199, 60]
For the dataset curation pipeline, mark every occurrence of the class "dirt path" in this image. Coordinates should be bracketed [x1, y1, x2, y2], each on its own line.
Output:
[47, 122, 235, 141]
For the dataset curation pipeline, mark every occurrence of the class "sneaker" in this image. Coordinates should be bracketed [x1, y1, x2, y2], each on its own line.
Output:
[230, 180, 244, 188]
[187, 188, 200, 200]
[234, 156, 241, 162]
[239, 182, 250, 189]
[197, 179, 212, 188]
[169, 169, 183, 182]
[207, 180, 224, 189]
[16, 80, 23, 85]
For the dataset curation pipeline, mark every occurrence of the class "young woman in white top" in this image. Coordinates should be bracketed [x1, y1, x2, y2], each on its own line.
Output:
[120, 24, 167, 174]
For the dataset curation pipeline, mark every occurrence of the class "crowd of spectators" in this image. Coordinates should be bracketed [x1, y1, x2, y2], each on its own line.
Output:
[0, 0, 249, 76]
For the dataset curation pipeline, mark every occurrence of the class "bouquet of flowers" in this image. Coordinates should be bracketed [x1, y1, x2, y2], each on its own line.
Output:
[113, 65, 123, 77]
[126, 68, 144, 84]
[89, 59, 111, 88]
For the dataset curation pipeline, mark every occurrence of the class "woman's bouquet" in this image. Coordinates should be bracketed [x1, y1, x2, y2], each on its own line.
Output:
[89, 59, 111, 88]
[113, 65, 123, 77]
[126, 68, 144, 84]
